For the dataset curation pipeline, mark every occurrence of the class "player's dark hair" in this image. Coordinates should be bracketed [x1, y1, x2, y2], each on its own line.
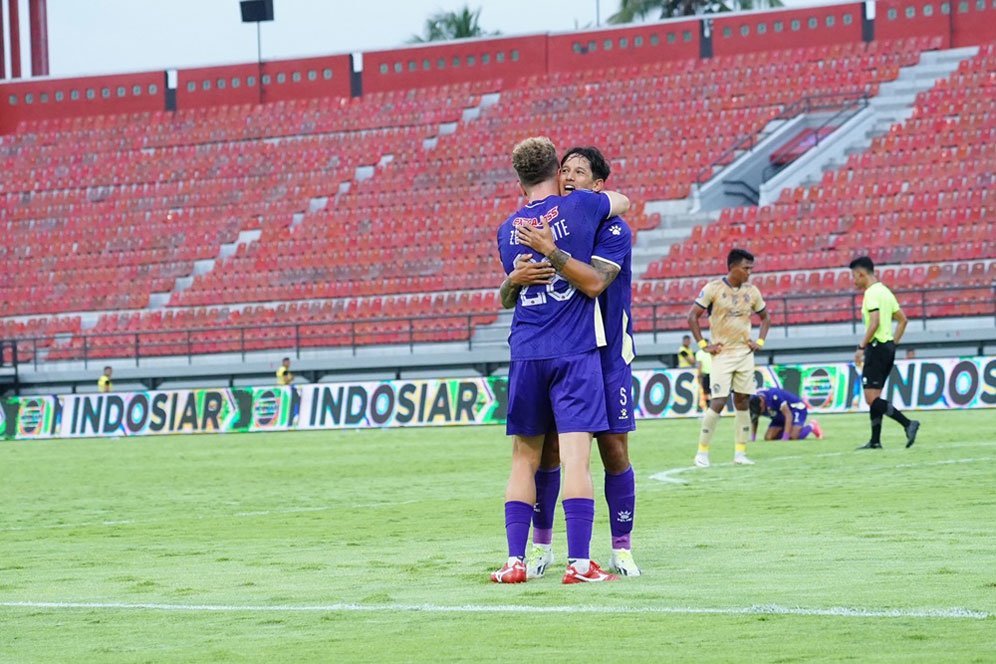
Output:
[282, 357, 290, 362]
[103, 366, 111, 372]
[727, 248, 754, 269]
[849, 256, 875, 273]
[560, 146, 611, 182]
[749, 394, 762, 422]
[512, 137, 559, 188]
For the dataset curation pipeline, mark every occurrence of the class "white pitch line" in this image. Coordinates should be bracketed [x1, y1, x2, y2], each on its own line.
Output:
[648, 465, 699, 484]
[890, 457, 994, 469]
[649, 441, 995, 486]
[0, 601, 987, 620]
[649, 452, 850, 485]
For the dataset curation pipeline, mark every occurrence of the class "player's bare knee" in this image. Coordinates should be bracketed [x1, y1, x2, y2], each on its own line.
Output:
[764, 428, 780, 440]
[596, 433, 629, 474]
[539, 431, 561, 470]
[539, 454, 560, 471]
[732, 393, 750, 410]
[513, 447, 542, 470]
[557, 432, 592, 465]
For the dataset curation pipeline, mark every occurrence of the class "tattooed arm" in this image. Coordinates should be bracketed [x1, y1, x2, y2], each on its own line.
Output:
[499, 253, 556, 309]
[515, 220, 621, 299]
[546, 250, 620, 298]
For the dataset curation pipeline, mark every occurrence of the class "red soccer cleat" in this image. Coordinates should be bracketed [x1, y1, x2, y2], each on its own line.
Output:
[491, 559, 527, 584]
[562, 560, 619, 584]
[810, 419, 824, 440]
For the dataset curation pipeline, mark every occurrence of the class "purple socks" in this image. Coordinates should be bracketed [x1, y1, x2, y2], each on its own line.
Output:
[504, 501, 533, 559]
[605, 466, 636, 550]
[530, 466, 637, 554]
[563, 497, 595, 560]
[798, 424, 813, 440]
[531, 466, 560, 545]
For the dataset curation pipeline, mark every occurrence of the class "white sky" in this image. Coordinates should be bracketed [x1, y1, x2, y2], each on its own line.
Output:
[43, 0, 824, 79]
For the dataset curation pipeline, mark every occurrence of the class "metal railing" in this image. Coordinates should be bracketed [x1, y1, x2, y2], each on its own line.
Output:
[7, 312, 504, 370]
[721, 179, 760, 206]
[634, 284, 996, 345]
[760, 96, 868, 182]
[694, 91, 870, 187]
[4, 284, 993, 369]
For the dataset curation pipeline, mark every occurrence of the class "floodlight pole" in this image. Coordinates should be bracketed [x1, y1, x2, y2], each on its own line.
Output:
[240, 1, 274, 105]
[256, 21, 262, 104]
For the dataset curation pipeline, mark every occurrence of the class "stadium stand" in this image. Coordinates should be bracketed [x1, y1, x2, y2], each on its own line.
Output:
[638, 43, 995, 329]
[0, 1, 993, 372]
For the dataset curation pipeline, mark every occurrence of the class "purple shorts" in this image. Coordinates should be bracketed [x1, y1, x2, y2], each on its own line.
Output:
[597, 363, 636, 436]
[506, 349, 607, 436]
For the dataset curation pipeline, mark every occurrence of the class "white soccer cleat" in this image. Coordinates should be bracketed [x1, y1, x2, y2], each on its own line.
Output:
[694, 452, 710, 468]
[734, 453, 755, 465]
[526, 544, 554, 579]
[610, 548, 642, 577]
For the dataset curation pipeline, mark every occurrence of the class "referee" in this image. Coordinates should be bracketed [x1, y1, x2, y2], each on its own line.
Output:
[849, 257, 920, 450]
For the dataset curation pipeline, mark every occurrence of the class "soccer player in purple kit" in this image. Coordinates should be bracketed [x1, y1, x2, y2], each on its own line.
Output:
[505, 146, 640, 578]
[492, 137, 629, 584]
[749, 387, 824, 441]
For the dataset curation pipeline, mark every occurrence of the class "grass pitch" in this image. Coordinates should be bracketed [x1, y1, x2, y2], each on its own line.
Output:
[1, 409, 994, 662]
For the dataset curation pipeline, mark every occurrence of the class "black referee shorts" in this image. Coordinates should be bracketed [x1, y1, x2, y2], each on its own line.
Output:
[700, 374, 711, 394]
[862, 341, 896, 390]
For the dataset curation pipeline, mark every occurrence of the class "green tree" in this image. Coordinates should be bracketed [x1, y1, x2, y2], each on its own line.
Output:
[408, 5, 499, 43]
[608, 0, 782, 22]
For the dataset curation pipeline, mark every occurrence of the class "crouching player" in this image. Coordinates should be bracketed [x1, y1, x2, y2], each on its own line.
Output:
[749, 387, 824, 441]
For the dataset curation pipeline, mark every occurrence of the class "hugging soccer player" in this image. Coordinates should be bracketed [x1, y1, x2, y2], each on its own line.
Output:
[493, 137, 629, 584]
[504, 146, 640, 578]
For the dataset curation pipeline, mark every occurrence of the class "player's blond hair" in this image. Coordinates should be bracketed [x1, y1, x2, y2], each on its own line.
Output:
[511, 136, 559, 188]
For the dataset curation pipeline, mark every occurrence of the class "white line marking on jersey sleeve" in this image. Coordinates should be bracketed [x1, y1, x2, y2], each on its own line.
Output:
[0, 601, 987, 620]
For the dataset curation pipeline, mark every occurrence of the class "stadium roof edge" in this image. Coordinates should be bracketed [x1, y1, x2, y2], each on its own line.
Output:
[0, 0, 865, 85]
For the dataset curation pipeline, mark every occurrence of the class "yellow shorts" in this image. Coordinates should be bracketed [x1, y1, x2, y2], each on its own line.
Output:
[709, 346, 757, 399]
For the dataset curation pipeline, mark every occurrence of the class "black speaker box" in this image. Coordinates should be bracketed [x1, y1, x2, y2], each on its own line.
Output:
[240, 0, 274, 22]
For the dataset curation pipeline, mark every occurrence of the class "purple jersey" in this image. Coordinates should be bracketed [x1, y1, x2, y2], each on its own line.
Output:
[497, 190, 611, 361]
[757, 387, 805, 418]
[592, 216, 635, 372]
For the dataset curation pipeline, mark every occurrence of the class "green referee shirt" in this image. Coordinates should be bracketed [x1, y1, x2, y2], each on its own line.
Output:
[861, 282, 900, 343]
